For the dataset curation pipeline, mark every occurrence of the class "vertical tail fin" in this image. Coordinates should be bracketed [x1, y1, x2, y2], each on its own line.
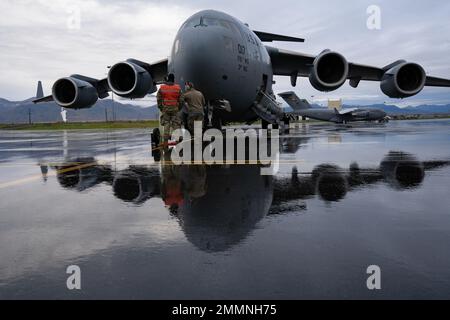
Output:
[33, 81, 54, 104]
[36, 81, 44, 99]
[278, 91, 311, 111]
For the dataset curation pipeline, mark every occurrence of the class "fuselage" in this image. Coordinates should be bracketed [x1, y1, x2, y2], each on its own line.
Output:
[295, 108, 387, 123]
[168, 10, 273, 122]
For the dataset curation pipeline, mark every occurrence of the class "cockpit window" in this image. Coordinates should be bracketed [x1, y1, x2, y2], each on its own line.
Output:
[181, 16, 232, 29]
[203, 17, 231, 29]
[203, 17, 221, 27]
[181, 19, 199, 29]
[219, 20, 231, 29]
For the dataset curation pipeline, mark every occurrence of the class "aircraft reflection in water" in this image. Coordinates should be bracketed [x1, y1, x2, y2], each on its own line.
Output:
[39, 151, 450, 252]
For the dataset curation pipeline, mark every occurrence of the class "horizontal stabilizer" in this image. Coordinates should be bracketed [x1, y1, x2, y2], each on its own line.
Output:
[278, 91, 311, 110]
[33, 95, 54, 104]
[253, 31, 305, 43]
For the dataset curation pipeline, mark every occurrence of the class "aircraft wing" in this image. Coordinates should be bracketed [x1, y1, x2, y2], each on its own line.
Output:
[128, 58, 169, 84]
[266, 46, 450, 90]
[266, 47, 315, 77]
[33, 95, 54, 103]
[348, 63, 450, 87]
[32, 76, 109, 104]
[33, 58, 168, 104]
[425, 76, 450, 87]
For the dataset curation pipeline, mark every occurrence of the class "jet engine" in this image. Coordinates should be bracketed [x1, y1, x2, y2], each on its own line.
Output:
[380, 62, 426, 98]
[107, 61, 156, 98]
[309, 50, 349, 92]
[52, 77, 98, 109]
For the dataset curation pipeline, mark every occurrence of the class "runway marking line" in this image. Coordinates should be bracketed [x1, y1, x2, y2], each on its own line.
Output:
[0, 162, 97, 189]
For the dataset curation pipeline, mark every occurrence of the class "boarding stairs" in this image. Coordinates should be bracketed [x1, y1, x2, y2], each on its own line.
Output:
[252, 90, 286, 127]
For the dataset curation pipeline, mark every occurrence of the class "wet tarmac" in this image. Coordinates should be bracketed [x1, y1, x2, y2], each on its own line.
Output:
[0, 119, 450, 299]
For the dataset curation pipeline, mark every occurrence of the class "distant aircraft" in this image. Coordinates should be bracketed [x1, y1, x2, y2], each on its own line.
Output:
[34, 10, 450, 129]
[278, 91, 389, 124]
[35, 81, 44, 99]
[36, 81, 67, 122]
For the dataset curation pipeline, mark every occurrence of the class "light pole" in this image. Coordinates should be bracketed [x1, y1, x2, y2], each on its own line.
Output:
[112, 91, 116, 122]
[107, 65, 116, 122]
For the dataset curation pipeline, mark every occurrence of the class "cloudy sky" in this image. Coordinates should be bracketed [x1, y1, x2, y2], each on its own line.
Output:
[0, 0, 449, 106]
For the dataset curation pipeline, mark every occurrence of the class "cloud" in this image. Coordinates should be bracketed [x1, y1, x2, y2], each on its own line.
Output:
[0, 0, 449, 106]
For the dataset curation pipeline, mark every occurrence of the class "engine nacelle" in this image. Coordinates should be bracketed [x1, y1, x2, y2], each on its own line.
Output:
[52, 77, 98, 109]
[380, 62, 426, 98]
[107, 61, 156, 98]
[309, 50, 349, 92]
[380, 151, 424, 190]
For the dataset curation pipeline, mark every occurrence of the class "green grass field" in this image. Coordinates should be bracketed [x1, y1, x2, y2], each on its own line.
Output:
[1, 116, 449, 131]
[0, 121, 160, 131]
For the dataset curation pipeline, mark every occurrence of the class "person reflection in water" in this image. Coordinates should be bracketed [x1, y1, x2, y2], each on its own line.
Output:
[160, 151, 207, 215]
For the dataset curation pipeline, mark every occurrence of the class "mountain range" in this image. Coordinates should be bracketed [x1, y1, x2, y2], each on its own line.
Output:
[0, 97, 159, 123]
[1, 96, 450, 123]
[286, 102, 450, 114]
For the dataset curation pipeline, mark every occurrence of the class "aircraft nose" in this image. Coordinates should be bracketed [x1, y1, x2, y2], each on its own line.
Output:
[172, 28, 227, 99]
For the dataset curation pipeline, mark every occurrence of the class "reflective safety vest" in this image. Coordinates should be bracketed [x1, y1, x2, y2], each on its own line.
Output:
[160, 84, 181, 108]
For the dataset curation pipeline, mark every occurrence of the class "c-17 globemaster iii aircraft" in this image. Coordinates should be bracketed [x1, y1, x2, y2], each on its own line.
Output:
[278, 91, 389, 124]
[34, 9, 450, 129]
